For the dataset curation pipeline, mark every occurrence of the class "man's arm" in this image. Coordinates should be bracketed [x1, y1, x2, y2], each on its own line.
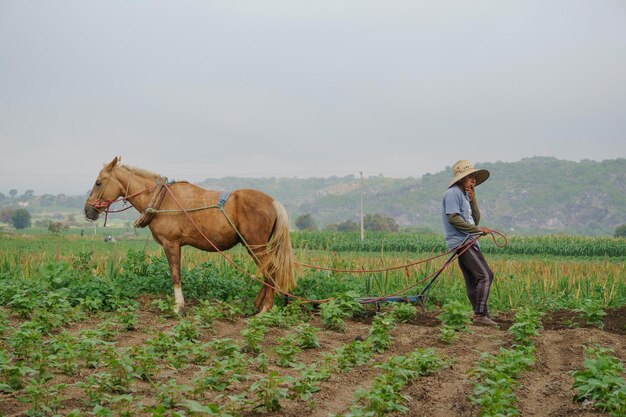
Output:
[447, 213, 481, 233]
[470, 199, 480, 225]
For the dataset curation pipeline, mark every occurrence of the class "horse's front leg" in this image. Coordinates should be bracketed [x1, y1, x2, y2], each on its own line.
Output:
[162, 240, 185, 314]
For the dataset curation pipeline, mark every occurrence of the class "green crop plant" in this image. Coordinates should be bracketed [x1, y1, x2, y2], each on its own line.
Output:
[0, 349, 36, 392]
[241, 320, 267, 354]
[341, 348, 446, 417]
[128, 345, 158, 381]
[249, 371, 294, 412]
[274, 333, 303, 367]
[508, 308, 544, 345]
[18, 378, 66, 417]
[468, 345, 535, 416]
[325, 340, 372, 372]
[573, 346, 626, 417]
[389, 302, 416, 323]
[294, 323, 320, 349]
[207, 337, 241, 358]
[290, 363, 331, 401]
[367, 314, 396, 353]
[319, 291, 363, 331]
[172, 319, 199, 342]
[574, 298, 607, 328]
[437, 300, 472, 343]
[192, 356, 248, 393]
[115, 307, 139, 332]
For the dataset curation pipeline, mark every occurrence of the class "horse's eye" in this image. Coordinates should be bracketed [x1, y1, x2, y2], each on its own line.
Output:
[95, 181, 102, 186]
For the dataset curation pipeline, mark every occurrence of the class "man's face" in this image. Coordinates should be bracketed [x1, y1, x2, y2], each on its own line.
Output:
[459, 173, 477, 191]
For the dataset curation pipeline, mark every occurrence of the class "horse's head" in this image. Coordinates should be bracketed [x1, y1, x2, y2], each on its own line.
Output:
[84, 157, 124, 221]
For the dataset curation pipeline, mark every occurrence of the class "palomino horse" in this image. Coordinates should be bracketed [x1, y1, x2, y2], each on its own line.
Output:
[84, 157, 295, 313]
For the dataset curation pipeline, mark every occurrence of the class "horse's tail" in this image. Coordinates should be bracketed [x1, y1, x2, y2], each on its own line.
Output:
[259, 201, 296, 293]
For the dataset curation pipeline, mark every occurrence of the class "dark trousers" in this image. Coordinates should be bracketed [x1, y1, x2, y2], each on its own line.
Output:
[457, 245, 494, 315]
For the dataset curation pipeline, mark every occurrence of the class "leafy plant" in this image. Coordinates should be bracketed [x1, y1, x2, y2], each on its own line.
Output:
[320, 292, 363, 331]
[437, 300, 472, 343]
[274, 334, 303, 367]
[294, 323, 320, 349]
[343, 348, 447, 417]
[389, 302, 416, 323]
[290, 363, 331, 401]
[573, 346, 626, 416]
[241, 320, 267, 354]
[249, 371, 294, 412]
[508, 308, 544, 344]
[468, 345, 535, 416]
[326, 340, 372, 372]
[574, 299, 606, 328]
[367, 314, 396, 353]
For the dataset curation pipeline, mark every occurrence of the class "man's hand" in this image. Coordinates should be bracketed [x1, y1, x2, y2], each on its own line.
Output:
[478, 227, 491, 236]
[465, 186, 475, 203]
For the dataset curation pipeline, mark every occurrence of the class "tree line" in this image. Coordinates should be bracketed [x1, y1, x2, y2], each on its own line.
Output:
[295, 213, 399, 232]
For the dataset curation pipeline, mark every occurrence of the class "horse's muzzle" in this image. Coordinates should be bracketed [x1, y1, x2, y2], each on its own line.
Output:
[84, 204, 100, 221]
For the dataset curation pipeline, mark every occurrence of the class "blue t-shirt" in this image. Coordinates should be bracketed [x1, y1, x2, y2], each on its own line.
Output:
[441, 185, 476, 250]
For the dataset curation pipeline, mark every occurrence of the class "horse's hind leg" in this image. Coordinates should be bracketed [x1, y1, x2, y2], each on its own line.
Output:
[162, 240, 185, 314]
[254, 284, 274, 313]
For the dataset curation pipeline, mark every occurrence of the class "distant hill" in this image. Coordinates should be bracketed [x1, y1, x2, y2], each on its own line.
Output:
[2, 157, 624, 236]
[197, 157, 626, 236]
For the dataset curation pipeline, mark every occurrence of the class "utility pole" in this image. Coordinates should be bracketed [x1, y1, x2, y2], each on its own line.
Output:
[360, 171, 364, 241]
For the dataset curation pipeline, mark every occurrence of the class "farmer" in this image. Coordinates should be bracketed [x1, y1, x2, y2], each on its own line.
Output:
[441, 160, 497, 327]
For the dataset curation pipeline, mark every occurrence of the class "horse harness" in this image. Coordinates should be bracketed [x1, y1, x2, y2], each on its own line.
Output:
[134, 182, 232, 228]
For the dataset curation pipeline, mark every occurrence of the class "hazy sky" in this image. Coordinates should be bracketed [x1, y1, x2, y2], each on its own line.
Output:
[1, 1, 625, 195]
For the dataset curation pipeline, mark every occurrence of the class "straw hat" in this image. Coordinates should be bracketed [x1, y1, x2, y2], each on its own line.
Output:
[448, 160, 490, 188]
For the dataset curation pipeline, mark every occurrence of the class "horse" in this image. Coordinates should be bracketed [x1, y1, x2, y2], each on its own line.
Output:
[84, 157, 295, 314]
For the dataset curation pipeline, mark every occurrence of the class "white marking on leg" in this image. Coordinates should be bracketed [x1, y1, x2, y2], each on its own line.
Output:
[174, 285, 185, 313]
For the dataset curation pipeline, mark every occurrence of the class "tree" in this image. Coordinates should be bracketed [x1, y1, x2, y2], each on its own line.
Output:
[0, 207, 15, 224]
[364, 214, 399, 232]
[48, 221, 63, 233]
[615, 224, 626, 238]
[22, 190, 35, 201]
[9, 189, 17, 201]
[10, 208, 31, 229]
[295, 213, 318, 231]
[336, 219, 359, 232]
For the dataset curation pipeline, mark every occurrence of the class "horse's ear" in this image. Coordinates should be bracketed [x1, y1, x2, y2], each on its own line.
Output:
[105, 157, 119, 172]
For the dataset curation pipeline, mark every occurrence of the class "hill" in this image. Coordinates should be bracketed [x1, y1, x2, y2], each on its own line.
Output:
[197, 157, 626, 236]
[1, 157, 624, 236]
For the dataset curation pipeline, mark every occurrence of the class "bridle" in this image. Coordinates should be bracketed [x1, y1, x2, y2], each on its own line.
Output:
[86, 167, 158, 225]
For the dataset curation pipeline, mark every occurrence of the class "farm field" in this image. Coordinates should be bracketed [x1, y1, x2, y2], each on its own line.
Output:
[1, 231, 625, 417]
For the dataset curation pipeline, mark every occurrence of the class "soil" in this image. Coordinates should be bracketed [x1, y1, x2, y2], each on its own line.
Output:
[2, 306, 625, 417]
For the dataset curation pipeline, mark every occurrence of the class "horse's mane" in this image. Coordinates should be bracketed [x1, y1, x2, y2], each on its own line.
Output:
[120, 164, 161, 180]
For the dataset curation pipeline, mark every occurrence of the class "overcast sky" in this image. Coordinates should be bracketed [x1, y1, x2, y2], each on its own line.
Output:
[1, 1, 625, 195]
